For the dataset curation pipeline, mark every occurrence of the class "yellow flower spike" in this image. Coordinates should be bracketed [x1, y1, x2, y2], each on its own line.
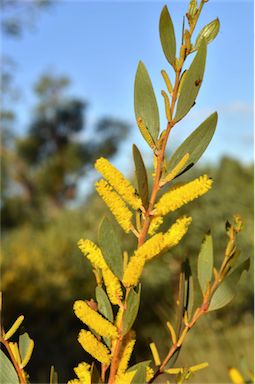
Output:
[161, 70, 173, 94]
[9, 342, 21, 366]
[137, 117, 156, 151]
[161, 153, 190, 185]
[78, 239, 107, 270]
[136, 233, 165, 261]
[146, 367, 154, 381]
[166, 321, 177, 345]
[228, 368, 245, 384]
[161, 90, 172, 122]
[78, 330, 111, 365]
[189, 362, 209, 373]
[117, 339, 136, 376]
[115, 306, 124, 329]
[96, 179, 133, 233]
[163, 216, 192, 249]
[74, 300, 118, 339]
[74, 362, 91, 383]
[149, 342, 161, 366]
[122, 253, 145, 287]
[165, 367, 184, 375]
[67, 380, 80, 384]
[102, 268, 123, 305]
[155, 175, 213, 215]
[95, 157, 142, 210]
[148, 216, 163, 235]
[4, 315, 24, 340]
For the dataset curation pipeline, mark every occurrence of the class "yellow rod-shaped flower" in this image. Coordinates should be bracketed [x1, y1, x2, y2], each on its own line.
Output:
[122, 253, 145, 287]
[102, 268, 123, 305]
[96, 179, 133, 233]
[117, 339, 136, 376]
[74, 300, 118, 339]
[78, 330, 111, 365]
[148, 216, 163, 235]
[155, 175, 213, 215]
[78, 239, 107, 270]
[74, 362, 91, 383]
[163, 216, 192, 250]
[95, 157, 142, 210]
[115, 371, 136, 384]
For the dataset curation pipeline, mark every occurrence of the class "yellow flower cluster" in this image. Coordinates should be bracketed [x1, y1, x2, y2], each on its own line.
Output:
[78, 239, 123, 304]
[155, 175, 213, 215]
[96, 179, 133, 233]
[115, 366, 154, 384]
[115, 306, 124, 329]
[74, 300, 118, 339]
[102, 268, 123, 305]
[95, 157, 142, 210]
[148, 216, 163, 235]
[123, 216, 191, 287]
[74, 362, 91, 383]
[78, 330, 111, 365]
[78, 239, 107, 270]
[117, 339, 136, 376]
[163, 216, 192, 251]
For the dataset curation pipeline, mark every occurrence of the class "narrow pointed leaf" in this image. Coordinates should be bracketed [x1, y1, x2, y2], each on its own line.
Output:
[122, 285, 141, 335]
[96, 286, 113, 322]
[168, 112, 218, 177]
[134, 61, 160, 142]
[208, 258, 250, 311]
[159, 5, 176, 67]
[98, 217, 123, 279]
[174, 40, 207, 122]
[193, 18, 220, 51]
[197, 232, 214, 294]
[50, 366, 58, 384]
[133, 144, 149, 209]
[0, 350, 19, 384]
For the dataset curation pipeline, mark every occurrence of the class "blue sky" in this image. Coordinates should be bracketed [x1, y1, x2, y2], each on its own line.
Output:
[3, 0, 254, 172]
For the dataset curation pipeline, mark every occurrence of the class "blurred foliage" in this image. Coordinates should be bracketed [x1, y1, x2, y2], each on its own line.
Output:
[1, 73, 129, 229]
[1, 156, 253, 382]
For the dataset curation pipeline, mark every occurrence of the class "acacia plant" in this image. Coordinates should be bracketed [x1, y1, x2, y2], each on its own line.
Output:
[0, 0, 250, 383]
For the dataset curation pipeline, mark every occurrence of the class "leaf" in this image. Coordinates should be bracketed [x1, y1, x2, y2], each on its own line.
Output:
[168, 112, 218, 177]
[0, 350, 19, 384]
[122, 285, 141, 335]
[95, 286, 113, 322]
[19, 332, 34, 368]
[98, 217, 123, 279]
[129, 361, 151, 384]
[134, 61, 160, 142]
[193, 18, 220, 51]
[174, 40, 207, 122]
[208, 258, 250, 311]
[197, 232, 214, 294]
[159, 5, 176, 67]
[133, 144, 149, 209]
[50, 366, 58, 384]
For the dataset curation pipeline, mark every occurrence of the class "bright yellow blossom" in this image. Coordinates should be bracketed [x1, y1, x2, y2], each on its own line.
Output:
[229, 368, 245, 384]
[122, 253, 145, 287]
[74, 300, 118, 339]
[155, 175, 213, 215]
[162, 153, 190, 184]
[117, 339, 136, 376]
[78, 239, 107, 270]
[67, 380, 80, 384]
[115, 370, 136, 384]
[96, 179, 133, 233]
[148, 215, 163, 235]
[102, 268, 123, 305]
[78, 330, 111, 365]
[163, 216, 192, 250]
[95, 157, 142, 210]
[74, 362, 91, 383]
